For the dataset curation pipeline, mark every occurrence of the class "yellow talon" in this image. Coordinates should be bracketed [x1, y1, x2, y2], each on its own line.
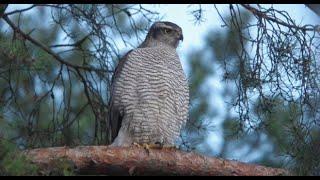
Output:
[142, 143, 151, 154]
[132, 142, 177, 153]
[132, 142, 141, 147]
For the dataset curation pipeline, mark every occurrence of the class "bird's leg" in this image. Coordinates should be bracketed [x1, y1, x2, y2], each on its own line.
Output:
[132, 143, 150, 154]
[142, 143, 164, 154]
[160, 144, 178, 151]
[147, 142, 163, 149]
[142, 143, 151, 154]
[132, 142, 142, 148]
[148, 142, 178, 150]
[132, 142, 152, 154]
[131, 142, 161, 154]
[132, 142, 177, 154]
[163, 145, 179, 150]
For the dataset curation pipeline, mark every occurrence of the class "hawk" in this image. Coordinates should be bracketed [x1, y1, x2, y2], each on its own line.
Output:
[108, 21, 189, 147]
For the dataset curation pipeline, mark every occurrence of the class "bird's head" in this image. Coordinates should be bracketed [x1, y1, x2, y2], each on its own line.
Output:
[142, 21, 183, 48]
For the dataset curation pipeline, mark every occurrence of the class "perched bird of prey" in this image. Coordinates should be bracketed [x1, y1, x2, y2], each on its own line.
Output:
[108, 21, 189, 148]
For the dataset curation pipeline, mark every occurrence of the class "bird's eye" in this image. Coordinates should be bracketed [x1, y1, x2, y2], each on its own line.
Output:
[164, 28, 172, 34]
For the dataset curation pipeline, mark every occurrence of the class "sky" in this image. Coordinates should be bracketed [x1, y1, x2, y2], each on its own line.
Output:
[3, 4, 320, 161]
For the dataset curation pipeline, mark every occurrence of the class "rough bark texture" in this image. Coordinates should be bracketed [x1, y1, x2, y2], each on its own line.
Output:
[23, 146, 291, 176]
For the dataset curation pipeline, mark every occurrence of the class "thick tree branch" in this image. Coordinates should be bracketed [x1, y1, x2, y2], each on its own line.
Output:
[24, 146, 291, 176]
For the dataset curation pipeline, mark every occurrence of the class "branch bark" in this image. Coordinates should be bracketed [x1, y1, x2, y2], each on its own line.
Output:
[24, 146, 291, 176]
[1, 14, 110, 73]
[240, 4, 316, 32]
[0, 4, 8, 18]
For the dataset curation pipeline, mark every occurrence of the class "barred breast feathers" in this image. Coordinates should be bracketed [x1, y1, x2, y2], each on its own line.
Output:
[110, 44, 189, 146]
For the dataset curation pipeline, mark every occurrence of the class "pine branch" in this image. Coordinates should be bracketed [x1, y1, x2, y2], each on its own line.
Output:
[23, 146, 291, 176]
[240, 4, 316, 32]
[1, 14, 111, 73]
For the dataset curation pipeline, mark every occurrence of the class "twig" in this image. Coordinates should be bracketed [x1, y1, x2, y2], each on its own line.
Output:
[3, 4, 37, 16]
[0, 4, 8, 18]
[241, 4, 316, 32]
[2, 15, 110, 73]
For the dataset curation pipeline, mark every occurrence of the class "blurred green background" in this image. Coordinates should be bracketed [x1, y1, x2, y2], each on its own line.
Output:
[0, 4, 319, 175]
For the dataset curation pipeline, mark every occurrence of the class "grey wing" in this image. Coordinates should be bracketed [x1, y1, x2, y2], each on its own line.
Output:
[107, 50, 132, 144]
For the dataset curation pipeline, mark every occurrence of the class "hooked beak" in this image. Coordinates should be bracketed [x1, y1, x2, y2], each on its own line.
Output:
[179, 34, 184, 41]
